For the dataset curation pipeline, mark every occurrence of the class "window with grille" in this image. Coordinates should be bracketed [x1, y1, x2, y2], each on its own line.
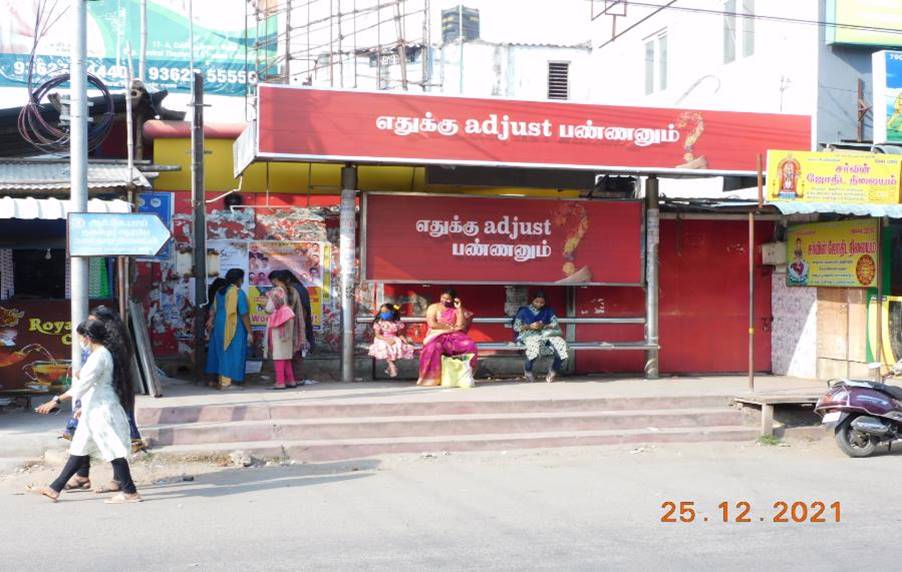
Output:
[724, 0, 737, 64]
[547, 62, 570, 100]
[643, 30, 667, 95]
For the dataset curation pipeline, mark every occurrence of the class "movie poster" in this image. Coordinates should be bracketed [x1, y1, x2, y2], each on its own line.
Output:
[246, 241, 327, 330]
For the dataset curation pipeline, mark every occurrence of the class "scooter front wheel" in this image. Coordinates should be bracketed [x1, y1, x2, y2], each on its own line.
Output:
[834, 416, 879, 458]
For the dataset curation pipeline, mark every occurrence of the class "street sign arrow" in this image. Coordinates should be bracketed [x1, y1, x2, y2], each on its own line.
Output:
[68, 213, 173, 257]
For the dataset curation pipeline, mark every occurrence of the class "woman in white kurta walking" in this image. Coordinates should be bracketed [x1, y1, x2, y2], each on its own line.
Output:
[31, 320, 142, 503]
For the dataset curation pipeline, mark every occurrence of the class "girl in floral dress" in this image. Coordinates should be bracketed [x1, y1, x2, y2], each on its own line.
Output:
[368, 304, 414, 378]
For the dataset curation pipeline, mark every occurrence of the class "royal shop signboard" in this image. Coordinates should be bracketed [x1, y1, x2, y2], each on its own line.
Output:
[362, 194, 644, 286]
[239, 85, 813, 176]
[0, 301, 72, 394]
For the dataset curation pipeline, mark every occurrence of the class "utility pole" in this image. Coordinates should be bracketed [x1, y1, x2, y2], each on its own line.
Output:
[191, 72, 207, 379]
[70, 0, 89, 373]
[644, 176, 660, 379]
[340, 166, 357, 383]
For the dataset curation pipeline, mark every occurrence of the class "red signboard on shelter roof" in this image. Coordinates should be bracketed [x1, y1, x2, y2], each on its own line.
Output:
[254, 85, 811, 173]
[363, 194, 644, 285]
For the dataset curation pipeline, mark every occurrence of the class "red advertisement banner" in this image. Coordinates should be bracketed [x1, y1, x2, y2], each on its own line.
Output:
[256, 85, 812, 173]
[363, 194, 644, 285]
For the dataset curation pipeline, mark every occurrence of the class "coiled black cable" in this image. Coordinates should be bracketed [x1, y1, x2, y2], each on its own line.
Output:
[17, 72, 116, 154]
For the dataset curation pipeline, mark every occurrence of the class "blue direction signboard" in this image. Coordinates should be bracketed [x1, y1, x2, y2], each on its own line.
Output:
[68, 213, 173, 257]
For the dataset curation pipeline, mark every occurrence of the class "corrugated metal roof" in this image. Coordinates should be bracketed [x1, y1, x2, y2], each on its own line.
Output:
[0, 197, 132, 220]
[0, 160, 150, 192]
[768, 201, 902, 219]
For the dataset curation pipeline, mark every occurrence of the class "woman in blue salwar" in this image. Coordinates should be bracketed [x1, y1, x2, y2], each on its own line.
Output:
[206, 269, 253, 390]
[513, 292, 569, 383]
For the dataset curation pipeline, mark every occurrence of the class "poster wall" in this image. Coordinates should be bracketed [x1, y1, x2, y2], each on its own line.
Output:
[766, 150, 902, 204]
[786, 220, 879, 288]
[873, 51, 902, 145]
[364, 194, 644, 285]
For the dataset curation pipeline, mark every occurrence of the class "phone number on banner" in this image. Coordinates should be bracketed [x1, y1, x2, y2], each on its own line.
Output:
[1, 55, 256, 94]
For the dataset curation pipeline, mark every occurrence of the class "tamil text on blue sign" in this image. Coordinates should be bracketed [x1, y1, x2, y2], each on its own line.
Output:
[68, 213, 172, 258]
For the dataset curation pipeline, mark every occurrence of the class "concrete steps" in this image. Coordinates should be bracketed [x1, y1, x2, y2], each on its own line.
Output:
[142, 408, 746, 446]
[150, 425, 759, 463]
[138, 393, 758, 461]
[136, 395, 734, 425]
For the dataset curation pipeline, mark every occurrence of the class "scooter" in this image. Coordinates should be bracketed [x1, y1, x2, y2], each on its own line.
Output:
[815, 364, 902, 458]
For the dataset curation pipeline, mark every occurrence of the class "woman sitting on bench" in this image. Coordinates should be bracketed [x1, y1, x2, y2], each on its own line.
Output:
[513, 292, 568, 383]
[416, 289, 478, 386]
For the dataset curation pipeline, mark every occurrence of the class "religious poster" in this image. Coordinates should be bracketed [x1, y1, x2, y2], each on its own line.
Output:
[786, 220, 879, 288]
[766, 150, 902, 205]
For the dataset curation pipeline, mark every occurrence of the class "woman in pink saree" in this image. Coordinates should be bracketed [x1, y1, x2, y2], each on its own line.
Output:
[416, 289, 478, 386]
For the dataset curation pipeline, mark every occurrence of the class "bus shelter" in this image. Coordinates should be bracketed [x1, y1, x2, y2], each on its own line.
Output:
[234, 85, 811, 382]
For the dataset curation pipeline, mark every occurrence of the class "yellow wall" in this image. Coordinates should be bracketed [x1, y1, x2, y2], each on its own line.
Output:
[152, 138, 581, 197]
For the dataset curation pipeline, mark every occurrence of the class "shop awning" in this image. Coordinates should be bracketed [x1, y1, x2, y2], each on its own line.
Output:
[0, 197, 132, 220]
[768, 201, 902, 219]
[0, 159, 151, 194]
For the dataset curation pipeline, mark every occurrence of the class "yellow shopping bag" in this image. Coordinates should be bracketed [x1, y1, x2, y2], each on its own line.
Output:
[440, 354, 476, 388]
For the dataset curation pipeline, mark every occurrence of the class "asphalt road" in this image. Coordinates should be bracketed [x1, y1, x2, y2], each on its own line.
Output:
[1, 437, 900, 571]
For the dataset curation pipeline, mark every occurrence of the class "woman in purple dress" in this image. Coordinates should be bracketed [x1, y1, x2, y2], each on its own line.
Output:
[416, 289, 478, 386]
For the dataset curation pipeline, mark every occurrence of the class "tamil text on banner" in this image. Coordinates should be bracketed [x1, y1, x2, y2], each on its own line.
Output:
[364, 194, 643, 285]
[786, 220, 879, 288]
[0, 0, 277, 96]
[873, 51, 902, 144]
[246, 241, 327, 329]
[766, 150, 902, 204]
[252, 86, 812, 174]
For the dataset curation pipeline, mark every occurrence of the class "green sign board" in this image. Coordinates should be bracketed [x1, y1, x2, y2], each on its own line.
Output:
[0, 0, 278, 96]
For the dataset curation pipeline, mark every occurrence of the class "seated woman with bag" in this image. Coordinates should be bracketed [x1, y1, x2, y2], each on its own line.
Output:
[416, 289, 478, 387]
[513, 292, 568, 383]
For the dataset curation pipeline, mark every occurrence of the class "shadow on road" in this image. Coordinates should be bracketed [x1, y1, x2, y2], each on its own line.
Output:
[134, 458, 381, 502]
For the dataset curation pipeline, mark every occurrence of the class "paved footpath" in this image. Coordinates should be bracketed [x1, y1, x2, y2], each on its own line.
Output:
[1, 436, 899, 571]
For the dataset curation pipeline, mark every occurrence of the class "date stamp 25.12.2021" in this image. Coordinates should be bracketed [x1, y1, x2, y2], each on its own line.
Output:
[660, 501, 842, 524]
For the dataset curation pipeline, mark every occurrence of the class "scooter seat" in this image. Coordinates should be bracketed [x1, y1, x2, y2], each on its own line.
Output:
[879, 384, 902, 401]
[850, 380, 902, 401]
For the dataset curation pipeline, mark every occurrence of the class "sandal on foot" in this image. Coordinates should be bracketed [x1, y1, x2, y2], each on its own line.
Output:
[94, 482, 121, 494]
[25, 485, 59, 502]
[63, 477, 91, 492]
[105, 492, 143, 504]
